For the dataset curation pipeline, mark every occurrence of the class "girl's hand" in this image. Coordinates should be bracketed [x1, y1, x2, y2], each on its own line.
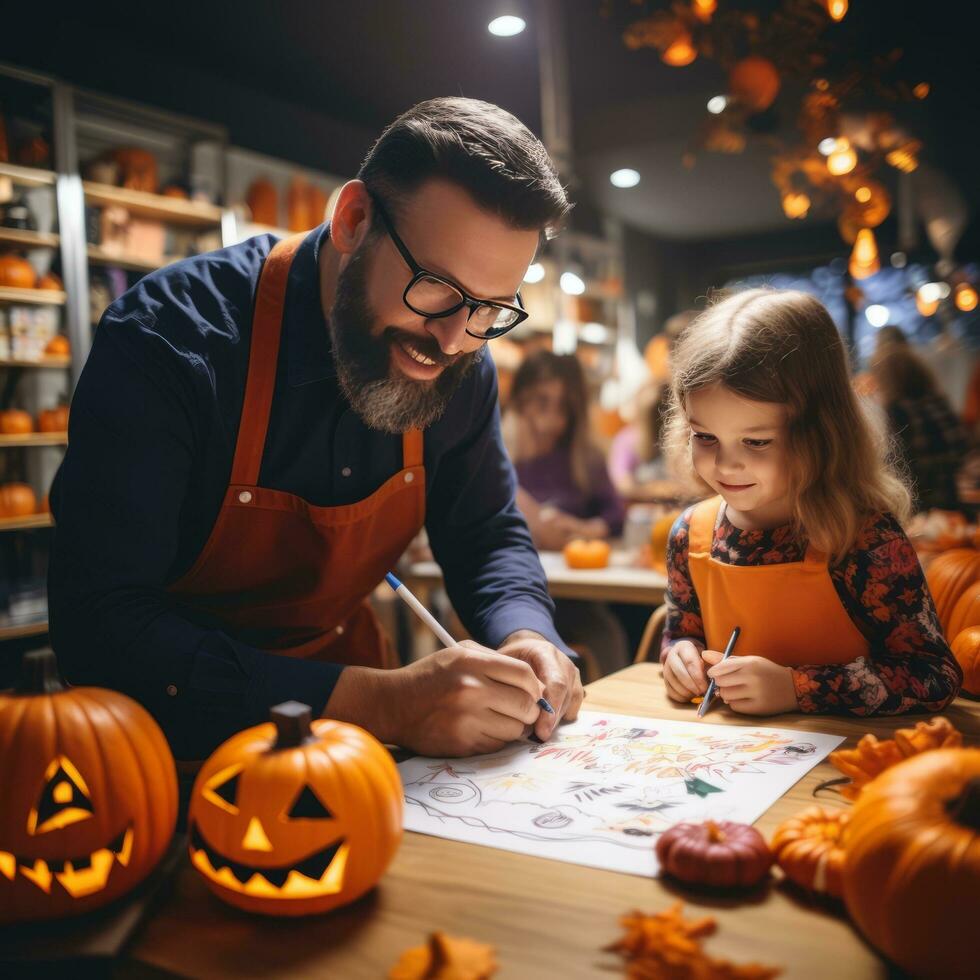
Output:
[701, 650, 798, 715]
[663, 640, 708, 702]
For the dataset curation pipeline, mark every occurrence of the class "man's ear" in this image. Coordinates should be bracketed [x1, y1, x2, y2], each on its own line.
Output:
[329, 179, 373, 255]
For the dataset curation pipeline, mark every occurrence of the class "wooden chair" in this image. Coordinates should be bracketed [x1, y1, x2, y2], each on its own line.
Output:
[633, 603, 668, 664]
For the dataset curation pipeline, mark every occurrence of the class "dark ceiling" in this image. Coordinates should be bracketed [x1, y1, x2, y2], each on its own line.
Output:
[2, 0, 977, 246]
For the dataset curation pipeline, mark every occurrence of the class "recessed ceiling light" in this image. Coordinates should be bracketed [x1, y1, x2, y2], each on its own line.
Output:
[610, 168, 640, 188]
[707, 95, 727, 114]
[488, 15, 525, 36]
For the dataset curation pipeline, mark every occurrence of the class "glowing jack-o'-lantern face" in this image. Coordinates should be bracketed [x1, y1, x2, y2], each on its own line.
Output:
[188, 701, 403, 916]
[0, 651, 178, 923]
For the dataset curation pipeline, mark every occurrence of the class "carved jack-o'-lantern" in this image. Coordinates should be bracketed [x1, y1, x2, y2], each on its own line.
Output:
[0, 650, 178, 923]
[188, 701, 403, 916]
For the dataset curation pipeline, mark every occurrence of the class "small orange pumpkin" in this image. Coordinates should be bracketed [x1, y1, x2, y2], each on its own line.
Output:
[0, 255, 36, 290]
[829, 717, 963, 799]
[38, 405, 69, 434]
[0, 483, 38, 519]
[952, 626, 980, 696]
[188, 701, 403, 916]
[656, 820, 772, 888]
[843, 748, 980, 978]
[563, 538, 611, 569]
[770, 805, 848, 897]
[947, 583, 980, 639]
[246, 178, 278, 226]
[44, 335, 71, 357]
[925, 548, 980, 636]
[0, 410, 34, 435]
[36, 272, 63, 292]
[0, 649, 178, 923]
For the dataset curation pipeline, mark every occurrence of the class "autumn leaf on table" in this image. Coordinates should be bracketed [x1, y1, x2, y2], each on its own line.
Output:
[389, 931, 498, 980]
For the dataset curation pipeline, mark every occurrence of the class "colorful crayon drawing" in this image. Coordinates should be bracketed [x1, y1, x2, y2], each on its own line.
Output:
[399, 710, 843, 877]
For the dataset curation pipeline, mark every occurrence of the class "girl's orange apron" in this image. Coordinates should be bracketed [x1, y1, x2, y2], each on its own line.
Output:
[168, 233, 425, 671]
[686, 496, 867, 666]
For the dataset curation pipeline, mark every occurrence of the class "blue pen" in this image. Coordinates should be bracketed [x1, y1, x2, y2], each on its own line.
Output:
[384, 572, 555, 716]
[697, 625, 741, 718]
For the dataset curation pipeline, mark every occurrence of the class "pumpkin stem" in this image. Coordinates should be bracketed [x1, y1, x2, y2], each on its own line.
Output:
[15, 648, 65, 695]
[947, 776, 980, 830]
[271, 701, 316, 749]
[705, 820, 726, 843]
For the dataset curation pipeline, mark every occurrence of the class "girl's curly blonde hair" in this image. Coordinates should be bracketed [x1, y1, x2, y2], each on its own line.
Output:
[663, 288, 910, 561]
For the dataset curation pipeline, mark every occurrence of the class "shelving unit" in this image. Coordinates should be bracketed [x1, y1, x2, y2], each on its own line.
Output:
[0, 513, 53, 532]
[0, 227, 59, 248]
[0, 432, 67, 447]
[82, 180, 224, 227]
[0, 286, 66, 305]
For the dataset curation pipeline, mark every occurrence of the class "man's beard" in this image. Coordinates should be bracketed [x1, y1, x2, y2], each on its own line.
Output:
[328, 245, 483, 433]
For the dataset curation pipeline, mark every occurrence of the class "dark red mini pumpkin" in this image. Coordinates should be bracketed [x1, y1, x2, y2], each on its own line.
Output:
[656, 820, 773, 888]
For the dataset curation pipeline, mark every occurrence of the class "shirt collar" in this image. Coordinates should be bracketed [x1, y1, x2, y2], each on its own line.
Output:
[285, 221, 337, 387]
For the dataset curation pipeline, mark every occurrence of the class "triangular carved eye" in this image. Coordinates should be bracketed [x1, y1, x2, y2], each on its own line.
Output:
[29, 757, 94, 835]
[202, 764, 244, 814]
[287, 785, 333, 819]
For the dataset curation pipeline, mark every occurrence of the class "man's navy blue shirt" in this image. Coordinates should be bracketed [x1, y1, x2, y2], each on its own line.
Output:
[48, 224, 563, 759]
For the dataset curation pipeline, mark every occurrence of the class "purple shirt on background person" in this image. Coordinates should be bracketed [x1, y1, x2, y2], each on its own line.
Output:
[516, 446, 626, 536]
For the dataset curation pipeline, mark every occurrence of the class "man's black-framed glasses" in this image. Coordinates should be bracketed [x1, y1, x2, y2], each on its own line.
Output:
[371, 195, 529, 340]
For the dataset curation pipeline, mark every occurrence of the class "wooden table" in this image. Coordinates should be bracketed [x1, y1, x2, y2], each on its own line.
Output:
[402, 550, 668, 606]
[123, 664, 980, 979]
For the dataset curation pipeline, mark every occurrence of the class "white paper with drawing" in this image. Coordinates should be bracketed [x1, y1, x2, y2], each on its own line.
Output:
[399, 711, 843, 877]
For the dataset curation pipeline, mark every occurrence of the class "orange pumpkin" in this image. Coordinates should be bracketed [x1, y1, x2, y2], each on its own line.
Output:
[947, 583, 980, 639]
[829, 717, 963, 799]
[38, 405, 69, 434]
[188, 701, 403, 916]
[843, 748, 980, 978]
[770, 805, 848, 897]
[44, 335, 71, 357]
[0, 483, 37, 518]
[37, 272, 63, 292]
[656, 820, 772, 888]
[925, 548, 980, 636]
[0, 255, 36, 289]
[0, 410, 34, 435]
[111, 147, 159, 193]
[952, 626, 980, 696]
[286, 176, 313, 232]
[728, 57, 781, 112]
[38, 494, 50, 515]
[563, 539, 611, 569]
[161, 185, 188, 199]
[246, 178, 278, 226]
[0, 649, 178, 923]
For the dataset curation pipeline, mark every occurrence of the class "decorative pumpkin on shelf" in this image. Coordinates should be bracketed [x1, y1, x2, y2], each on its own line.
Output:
[0, 649, 178, 923]
[0, 254, 36, 289]
[563, 539, 611, 570]
[246, 178, 278, 227]
[952, 626, 980, 696]
[38, 405, 69, 434]
[110, 147, 159, 193]
[188, 701, 403, 916]
[286, 176, 313, 232]
[770, 805, 848, 897]
[0, 409, 34, 435]
[45, 334, 71, 357]
[843, 748, 980, 978]
[0, 482, 37, 518]
[925, 548, 980, 636]
[655, 820, 772, 888]
[829, 716, 963, 799]
[37, 272, 63, 292]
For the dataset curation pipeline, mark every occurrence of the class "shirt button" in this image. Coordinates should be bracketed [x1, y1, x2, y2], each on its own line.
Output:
[404, 472, 414, 483]
[238, 491, 253, 504]
[166, 684, 178, 697]
[341, 467, 352, 477]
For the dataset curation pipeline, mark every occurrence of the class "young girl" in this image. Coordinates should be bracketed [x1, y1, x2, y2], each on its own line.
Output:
[660, 289, 962, 716]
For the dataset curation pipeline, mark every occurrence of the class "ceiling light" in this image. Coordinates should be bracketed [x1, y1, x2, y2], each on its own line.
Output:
[523, 262, 545, 284]
[610, 168, 640, 188]
[488, 15, 525, 36]
[560, 271, 586, 295]
[707, 95, 727, 114]
[865, 304, 890, 327]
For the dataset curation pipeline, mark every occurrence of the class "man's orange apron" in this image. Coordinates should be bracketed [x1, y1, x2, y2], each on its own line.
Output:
[168, 234, 425, 670]
[686, 496, 867, 666]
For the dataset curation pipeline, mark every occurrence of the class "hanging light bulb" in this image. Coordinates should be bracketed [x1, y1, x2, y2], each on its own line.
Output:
[662, 33, 697, 66]
[955, 282, 979, 313]
[849, 228, 880, 279]
[827, 139, 858, 176]
[826, 0, 848, 21]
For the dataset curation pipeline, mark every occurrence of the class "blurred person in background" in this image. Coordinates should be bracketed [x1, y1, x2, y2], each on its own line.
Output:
[870, 327, 969, 513]
[503, 350, 629, 675]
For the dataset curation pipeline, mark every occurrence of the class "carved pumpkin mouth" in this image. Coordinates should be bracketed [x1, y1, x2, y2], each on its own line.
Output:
[189, 823, 349, 899]
[0, 826, 134, 898]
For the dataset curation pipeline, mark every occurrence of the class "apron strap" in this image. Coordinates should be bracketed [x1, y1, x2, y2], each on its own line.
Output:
[402, 428, 423, 468]
[231, 233, 307, 487]
[688, 495, 722, 556]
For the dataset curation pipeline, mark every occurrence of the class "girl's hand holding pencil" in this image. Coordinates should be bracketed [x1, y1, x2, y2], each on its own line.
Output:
[702, 650, 798, 715]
